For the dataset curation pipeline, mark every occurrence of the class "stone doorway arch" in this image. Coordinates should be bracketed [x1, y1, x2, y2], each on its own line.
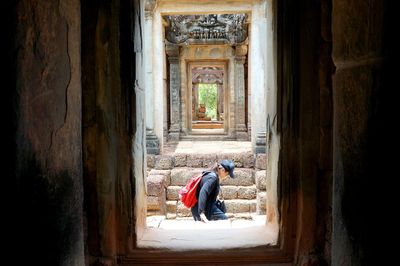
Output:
[190, 65, 226, 132]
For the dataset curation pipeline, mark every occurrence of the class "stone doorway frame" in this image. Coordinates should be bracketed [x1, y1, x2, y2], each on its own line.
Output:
[186, 61, 229, 134]
[80, 0, 307, 264]
[126, 0, 290, 263]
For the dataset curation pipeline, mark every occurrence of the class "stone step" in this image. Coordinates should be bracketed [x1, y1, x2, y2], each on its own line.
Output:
[146, 167, 268, 218]
[147, 153, 266, 170]
[169, 167, 255, 186]
[180, 135, 235, 141]
[165, 199, 259, 219]
[167, 185, 258, 201]
[146, 151, 268, 219]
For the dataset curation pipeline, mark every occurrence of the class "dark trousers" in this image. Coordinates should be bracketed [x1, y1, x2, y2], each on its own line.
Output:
[191, 202, 228, 221]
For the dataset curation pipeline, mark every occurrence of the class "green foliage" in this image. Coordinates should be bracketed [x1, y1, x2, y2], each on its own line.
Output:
[198, 83, 217, 120]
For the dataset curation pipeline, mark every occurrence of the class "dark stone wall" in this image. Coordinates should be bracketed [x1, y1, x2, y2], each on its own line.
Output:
[332, 0, 396, 265]
[298, 0, 333, 264]
[7, 0, 84, 265]
[284, 0, 333, 264]
[82, 0, 135, 264]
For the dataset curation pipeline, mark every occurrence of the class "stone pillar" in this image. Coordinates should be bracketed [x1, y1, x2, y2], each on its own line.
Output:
[192, 83, 199, 120]
[250, 4, 267, 151]
[152, 12, 165, 151]
[247, 67, 251, 137]
[235, 45, 249, 140]
[144, 0, 159, 154]
[166, 44, 181, 141]
[217, 83, 224, 121]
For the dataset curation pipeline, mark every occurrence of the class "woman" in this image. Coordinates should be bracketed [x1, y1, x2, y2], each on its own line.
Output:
[191, 159, 235, 223]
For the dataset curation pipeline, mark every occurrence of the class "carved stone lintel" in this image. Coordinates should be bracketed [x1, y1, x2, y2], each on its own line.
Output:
[146, 129, 160, 155]
[164, 14, 248, 45]
[192, 66, 224, 84]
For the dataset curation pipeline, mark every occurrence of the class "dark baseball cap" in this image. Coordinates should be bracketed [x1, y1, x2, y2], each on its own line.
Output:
[220, 159, 235, 178]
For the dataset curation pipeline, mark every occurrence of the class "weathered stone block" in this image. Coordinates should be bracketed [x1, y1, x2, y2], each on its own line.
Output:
[170, 168, 202, 186]
[255, 170, 267, 190]
[217, 153, 236, 165]
[147, 174, 165, 196]
[147, 154, 155, 169]
[149, 169, 171, 186]
[174, 154, 187, 167]
[147, 196, 160, 211]
[155, 155, 174, 170]
[220, 186, 238, 199]
[177, 201, 192, 217]
[257, 191, 267, 215]
[255, 154, 267, 170]
[186, 154, 205, 168]
[218, 153, 253, 168]
[241, 152, 255, 168]
[237, 185, 257, 199]
[225, 199, 251, 213]
[250, 200, 257, 212]
[166, 200, 177, 213]
[167, 186, 181, 200]
[203, 154, 218, 168]
[221, 168, 254, 186]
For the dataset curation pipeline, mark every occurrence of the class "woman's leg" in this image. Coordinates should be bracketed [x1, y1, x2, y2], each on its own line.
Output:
[210, 203, 228, 220]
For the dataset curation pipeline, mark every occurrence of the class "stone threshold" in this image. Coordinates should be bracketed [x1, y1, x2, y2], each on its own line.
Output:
[140, 215, 278, 250]
[139, 224, 278, 251]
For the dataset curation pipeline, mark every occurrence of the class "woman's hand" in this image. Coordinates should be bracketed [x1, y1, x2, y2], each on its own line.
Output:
[200, 213, 209, 223]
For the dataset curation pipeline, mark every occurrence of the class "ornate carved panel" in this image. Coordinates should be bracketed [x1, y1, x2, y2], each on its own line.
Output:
[192, 66, 223, 84]
[164, 14, 248, 45]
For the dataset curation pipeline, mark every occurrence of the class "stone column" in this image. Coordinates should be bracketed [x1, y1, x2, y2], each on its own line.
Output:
[250, 4, 267, 151]
[217, 83, 224, 121]
[144, 0, 159, 154]
[192, 83, 199, 120]
[166, 44, 181, 141]
[235, 45, 249, 140]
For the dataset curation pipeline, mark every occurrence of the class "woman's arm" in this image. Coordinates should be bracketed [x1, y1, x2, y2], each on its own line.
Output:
[197, 174, 217, 217]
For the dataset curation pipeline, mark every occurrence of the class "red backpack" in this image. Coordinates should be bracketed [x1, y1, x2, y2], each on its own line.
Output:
[179, 174, 203, 208]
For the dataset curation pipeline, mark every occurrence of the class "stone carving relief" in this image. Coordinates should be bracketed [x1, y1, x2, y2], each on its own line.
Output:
[192, 67, 224, 84]
[164, 14, 248, 45]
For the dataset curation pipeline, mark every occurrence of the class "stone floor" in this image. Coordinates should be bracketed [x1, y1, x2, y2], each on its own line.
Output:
[163, 140, 252, 155]
[146, 214, 266, 230]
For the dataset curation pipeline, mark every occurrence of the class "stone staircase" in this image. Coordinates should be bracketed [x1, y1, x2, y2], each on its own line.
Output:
[146, 152, 267, 219]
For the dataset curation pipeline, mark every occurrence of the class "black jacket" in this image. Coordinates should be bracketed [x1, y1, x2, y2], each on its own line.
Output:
[192, 171, 220, 220]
